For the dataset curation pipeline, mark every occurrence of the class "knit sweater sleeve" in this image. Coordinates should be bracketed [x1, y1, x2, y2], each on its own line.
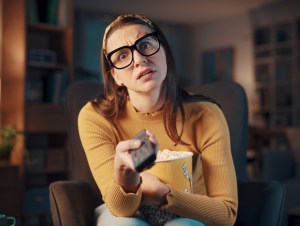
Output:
[78, 103, 142, 216]
[162, 103, 238, 226]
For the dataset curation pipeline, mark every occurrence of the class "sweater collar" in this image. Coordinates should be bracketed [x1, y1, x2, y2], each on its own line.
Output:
[125, 99, 163, 121]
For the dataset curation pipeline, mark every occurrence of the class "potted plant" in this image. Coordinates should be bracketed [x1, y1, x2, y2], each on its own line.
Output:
[0, 125, 23, 160]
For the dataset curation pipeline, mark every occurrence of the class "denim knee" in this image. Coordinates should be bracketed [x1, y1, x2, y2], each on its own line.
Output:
[95, 204, 150, 226]
[164, 218, 205, 226]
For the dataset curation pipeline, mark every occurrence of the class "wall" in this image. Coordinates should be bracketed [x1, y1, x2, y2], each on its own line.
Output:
[159, 23, 193, 86]
[250, 0, 300, 26]
[190, 13, 255, 123]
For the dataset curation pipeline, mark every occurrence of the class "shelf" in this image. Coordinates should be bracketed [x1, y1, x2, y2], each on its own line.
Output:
[27, 62, 68, 70]
[255, 58, 273, 65]
[274, 80, 292, 85]
[26, 104, 67, 133]
[274, 55, 294, 62]
[254, 44, 272, 52]
[274, 42, 294, 49]
[28, 23, 69, 32]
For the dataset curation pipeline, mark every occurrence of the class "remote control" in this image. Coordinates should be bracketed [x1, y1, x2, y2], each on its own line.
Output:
[130, 129, 157, 172]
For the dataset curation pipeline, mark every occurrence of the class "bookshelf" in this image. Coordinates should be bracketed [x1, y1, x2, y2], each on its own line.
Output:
[250, 11, 300, 182]
[1, 0, 73, 225]
[24, 0, 74, 225]
[253, 18, 300, 128]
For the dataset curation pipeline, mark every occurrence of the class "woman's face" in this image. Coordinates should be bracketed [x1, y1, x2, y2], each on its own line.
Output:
[106, 24, 167, 97]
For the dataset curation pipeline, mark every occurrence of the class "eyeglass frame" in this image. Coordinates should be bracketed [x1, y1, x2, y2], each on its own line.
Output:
[105, 32, 161, 70]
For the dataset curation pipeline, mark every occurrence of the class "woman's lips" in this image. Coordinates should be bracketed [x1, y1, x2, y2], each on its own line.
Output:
[138, 70, 155, 79]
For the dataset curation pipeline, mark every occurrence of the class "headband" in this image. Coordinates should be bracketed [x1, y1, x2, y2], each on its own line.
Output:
[102, 14, 155, 52]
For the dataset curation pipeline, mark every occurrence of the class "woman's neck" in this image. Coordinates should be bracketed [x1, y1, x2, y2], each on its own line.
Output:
[128, 91, 162, 113]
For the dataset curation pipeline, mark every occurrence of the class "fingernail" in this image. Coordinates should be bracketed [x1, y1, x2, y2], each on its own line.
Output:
[134, 140, 140, 146]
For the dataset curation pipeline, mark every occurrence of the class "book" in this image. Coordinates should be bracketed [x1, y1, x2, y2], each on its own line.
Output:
[25, 79, 44, 102]
[27, 0, 39, 24]
[45, 69, 68, 104]
[47, 0, 59, 24]
[58, 0, 69, 26]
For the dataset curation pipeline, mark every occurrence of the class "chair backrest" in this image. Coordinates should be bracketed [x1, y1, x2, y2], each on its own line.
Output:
[66, 80, 103, 199]
[187, 81, 249, 181]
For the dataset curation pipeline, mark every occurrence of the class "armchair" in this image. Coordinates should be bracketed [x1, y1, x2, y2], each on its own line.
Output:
[50, 81, 103, 226]
[261, 128, 300, 224]
[188, 81, 285, 226]
[50, 80, 285, 226]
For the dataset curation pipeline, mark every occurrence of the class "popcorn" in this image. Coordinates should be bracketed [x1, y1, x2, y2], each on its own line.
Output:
[156, 149, 191, 161]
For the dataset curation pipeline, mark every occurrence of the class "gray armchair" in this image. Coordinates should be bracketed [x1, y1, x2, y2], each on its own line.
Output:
[261, 128, 300, 225]
[50, 80, 285, 226]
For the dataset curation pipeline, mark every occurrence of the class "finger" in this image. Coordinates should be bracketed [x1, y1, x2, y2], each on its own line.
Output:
[116, 139, 142, 153]
[145, 130, 159, 156]
[146, 130, 158, 144]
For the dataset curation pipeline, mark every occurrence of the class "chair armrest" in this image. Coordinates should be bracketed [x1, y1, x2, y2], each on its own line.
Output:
[236, 181, 286, 226]
[49, 180, 103, 226]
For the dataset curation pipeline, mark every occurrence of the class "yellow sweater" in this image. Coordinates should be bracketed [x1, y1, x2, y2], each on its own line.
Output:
[78, 100, 238, 226]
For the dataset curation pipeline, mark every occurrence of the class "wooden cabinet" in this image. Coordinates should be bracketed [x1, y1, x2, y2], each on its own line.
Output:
[1, 0, 73, 225]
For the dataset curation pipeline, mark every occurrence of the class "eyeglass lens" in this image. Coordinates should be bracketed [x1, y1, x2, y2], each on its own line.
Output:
[108, 33, 160, 69]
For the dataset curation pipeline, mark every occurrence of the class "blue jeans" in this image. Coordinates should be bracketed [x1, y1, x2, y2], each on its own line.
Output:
[95, 204, 205, 226]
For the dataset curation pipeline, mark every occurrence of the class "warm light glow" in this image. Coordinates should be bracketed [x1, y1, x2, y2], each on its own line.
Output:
[4, 25, 26, 78]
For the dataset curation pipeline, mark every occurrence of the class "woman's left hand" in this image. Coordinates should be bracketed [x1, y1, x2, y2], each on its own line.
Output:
[140, 172, 170, 206]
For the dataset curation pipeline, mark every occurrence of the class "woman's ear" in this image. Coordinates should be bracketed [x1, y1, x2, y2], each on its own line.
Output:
[111, 70, 123, 86]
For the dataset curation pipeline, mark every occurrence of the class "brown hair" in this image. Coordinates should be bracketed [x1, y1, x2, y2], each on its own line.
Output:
[92, 14, 187, 145]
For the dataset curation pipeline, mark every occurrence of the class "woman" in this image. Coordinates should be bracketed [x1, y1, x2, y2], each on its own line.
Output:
[78, 14, 238, 226]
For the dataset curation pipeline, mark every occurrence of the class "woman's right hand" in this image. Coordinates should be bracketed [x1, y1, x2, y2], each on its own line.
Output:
[113, 130, 158, 193]
[113, 139, 142, 193]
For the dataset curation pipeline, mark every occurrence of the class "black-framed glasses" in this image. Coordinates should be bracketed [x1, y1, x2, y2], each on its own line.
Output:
[106, 32, 160, 69]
